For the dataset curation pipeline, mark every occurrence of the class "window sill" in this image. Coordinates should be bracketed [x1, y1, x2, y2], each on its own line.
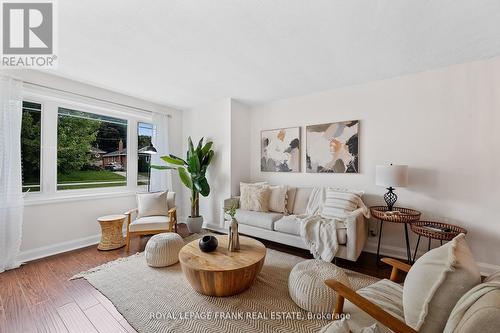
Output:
[23, 189, 139, 206]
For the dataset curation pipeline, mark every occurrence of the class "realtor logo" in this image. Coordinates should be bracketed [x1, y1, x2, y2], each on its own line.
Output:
[1, 0, 57, 67]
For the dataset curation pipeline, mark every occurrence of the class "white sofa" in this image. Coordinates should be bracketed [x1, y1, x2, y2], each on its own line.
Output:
[223, 187, 368, 261]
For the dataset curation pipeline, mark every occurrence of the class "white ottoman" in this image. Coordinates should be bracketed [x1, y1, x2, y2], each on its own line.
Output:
[288, 259, 352, 313]
[145, 233, 184, 267]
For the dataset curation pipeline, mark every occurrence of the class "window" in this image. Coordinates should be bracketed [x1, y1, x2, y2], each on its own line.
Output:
[57, 107, 128, 190]
[21, 101, 42, 192]
[137, 122, 153, 186]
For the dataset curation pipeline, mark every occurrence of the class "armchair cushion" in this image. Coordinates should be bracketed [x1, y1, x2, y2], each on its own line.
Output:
[403, 233, 481, 333]
[129, 215, 169, 232]
[358, 279, 405, 322]
[136, 191, 169, 218]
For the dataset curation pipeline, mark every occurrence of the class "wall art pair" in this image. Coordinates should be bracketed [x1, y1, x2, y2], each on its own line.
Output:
[260, 120, 359, 173]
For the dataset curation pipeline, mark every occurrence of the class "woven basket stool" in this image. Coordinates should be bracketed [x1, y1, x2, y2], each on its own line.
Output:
[145, 233, 184, 267]
[288, 259, 352, 313]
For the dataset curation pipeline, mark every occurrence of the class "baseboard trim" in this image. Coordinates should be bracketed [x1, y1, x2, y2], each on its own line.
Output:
[364, 239, 500, 276]
[203, 223, 227, 234]
[18, 234, 101, 263]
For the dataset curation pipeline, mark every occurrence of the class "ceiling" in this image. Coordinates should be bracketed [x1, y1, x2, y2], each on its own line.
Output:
[52, 0, 500, 109]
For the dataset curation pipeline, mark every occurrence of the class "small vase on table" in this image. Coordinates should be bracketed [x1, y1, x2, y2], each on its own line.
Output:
[228, 217, 240, 252]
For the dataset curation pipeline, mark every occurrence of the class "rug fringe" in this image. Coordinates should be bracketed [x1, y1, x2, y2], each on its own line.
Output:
[71, 252, 143, 280]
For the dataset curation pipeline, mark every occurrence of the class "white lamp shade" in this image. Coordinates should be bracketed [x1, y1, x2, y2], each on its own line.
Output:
[376, 165, 408, 188]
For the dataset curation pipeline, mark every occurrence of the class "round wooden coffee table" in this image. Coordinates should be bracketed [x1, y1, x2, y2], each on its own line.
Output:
[179, 235, 266, 297]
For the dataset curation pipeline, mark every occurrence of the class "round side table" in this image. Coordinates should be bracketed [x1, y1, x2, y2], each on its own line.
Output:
[370, 206, 421, 264]
[411, 221, 467, 262]
[97, 214, 126, 250]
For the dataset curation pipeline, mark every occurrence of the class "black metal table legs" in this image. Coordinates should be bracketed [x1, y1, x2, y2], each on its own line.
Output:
[413, 236, 444, 262]
[376, 220, 413, 265]
[376, 220, 383, 264]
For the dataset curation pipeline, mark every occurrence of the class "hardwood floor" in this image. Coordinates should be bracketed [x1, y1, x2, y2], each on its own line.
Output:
[0, 225, 398, 333]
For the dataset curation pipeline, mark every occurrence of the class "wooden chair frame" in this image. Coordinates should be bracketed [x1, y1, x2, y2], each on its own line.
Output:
[124, 207, 177, 251]
[325, 257, 417, 333]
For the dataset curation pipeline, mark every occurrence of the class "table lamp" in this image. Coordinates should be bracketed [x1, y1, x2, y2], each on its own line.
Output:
[376, 164, 408, 211]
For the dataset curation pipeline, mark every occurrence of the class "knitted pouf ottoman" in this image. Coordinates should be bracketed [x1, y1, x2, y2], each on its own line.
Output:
[145, 233, 184, 267]
[288, 259, 352, 313]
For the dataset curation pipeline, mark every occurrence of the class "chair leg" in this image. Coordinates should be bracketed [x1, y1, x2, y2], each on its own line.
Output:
[125, 232, 130, 252]
[333, 294, 345, 320]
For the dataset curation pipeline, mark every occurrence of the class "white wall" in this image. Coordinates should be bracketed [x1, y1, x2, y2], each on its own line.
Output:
[230, 100, 251, 195]
[0, 70, 184, 261]
[248, 57, 500, 273]
[182, 98, 232, 228]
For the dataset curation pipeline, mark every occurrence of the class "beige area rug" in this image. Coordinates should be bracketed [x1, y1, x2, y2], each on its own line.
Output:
[74, 235, 378, 333]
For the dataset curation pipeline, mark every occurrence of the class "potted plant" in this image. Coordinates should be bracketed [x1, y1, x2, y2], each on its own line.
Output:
[152, 137, 214, 233]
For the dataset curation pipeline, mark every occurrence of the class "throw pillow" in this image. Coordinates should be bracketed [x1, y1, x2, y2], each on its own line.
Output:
[137, 191, 169, 218]
[403, 233, 481, 333]
[268, 185, 288, 213]
[321, 188, 362, 219]
[240, 183, 270, 212]
[286, 186, 297, 214]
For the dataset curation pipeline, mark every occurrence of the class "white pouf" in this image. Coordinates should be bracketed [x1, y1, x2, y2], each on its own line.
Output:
[288, 259, 352, 313]
[145, 233, 184, 267]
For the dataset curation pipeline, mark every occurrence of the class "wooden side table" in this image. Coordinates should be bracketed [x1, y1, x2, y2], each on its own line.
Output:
[370, 206, 421, 264]
[411, 221, 467, 261]
[97, 214, 126, 250]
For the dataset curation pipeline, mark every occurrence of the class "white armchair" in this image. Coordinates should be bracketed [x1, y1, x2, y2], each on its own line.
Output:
[124, 191, 177, 251]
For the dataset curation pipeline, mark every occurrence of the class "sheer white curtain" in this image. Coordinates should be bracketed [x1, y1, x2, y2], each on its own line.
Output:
[0, 76, 24, 273]
[150, 112, 172, 192]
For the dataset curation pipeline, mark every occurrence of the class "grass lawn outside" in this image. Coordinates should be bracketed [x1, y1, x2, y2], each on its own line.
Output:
[57, 170, 126, 190]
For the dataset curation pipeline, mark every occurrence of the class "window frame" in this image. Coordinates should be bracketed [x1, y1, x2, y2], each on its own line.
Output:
[137, 121, 154, 189]
[56, 105, 129, 191]
[22, 86, 152, 204]
[21, 99, 44, 193]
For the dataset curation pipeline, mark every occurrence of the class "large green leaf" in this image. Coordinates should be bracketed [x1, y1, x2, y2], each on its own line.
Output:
[188, 151, 201, 173]
[201, 141, 213, 155]
[177, 167, 193, 190]
[161, 155, 185, 166]
[151, 165, 176, 170]
[196, 137, 204, 151]
[195, 177, 210, 196]
[201, 150, 214, 167]
[188, 137, 195, 156]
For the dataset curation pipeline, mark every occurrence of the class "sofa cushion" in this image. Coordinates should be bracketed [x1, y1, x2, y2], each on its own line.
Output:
[137, 191, 169, 218]
[273, 217, 347, 245]
[129, 215, 169, 232]
[403, 234, 481, 333]
[235, 209, 283, 230]
[268, 185, 288, 213]
[292, 187, 313, 214]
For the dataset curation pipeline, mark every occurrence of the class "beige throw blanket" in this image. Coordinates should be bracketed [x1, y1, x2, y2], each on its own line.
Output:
[295, 188, 369, 262]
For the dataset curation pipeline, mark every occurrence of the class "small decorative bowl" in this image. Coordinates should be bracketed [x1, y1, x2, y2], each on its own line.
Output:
[199, 235, 218, 252]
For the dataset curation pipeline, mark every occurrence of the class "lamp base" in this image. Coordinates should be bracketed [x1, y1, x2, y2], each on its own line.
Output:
[384, 187, 398, 211]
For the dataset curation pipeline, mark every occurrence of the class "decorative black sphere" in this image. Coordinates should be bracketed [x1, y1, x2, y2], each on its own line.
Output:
[199, 235, 218, 252]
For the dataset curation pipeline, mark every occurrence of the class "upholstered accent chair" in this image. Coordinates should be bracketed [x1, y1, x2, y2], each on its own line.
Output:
[322, 234, 500, 333]
[124, 191, 177, 251]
